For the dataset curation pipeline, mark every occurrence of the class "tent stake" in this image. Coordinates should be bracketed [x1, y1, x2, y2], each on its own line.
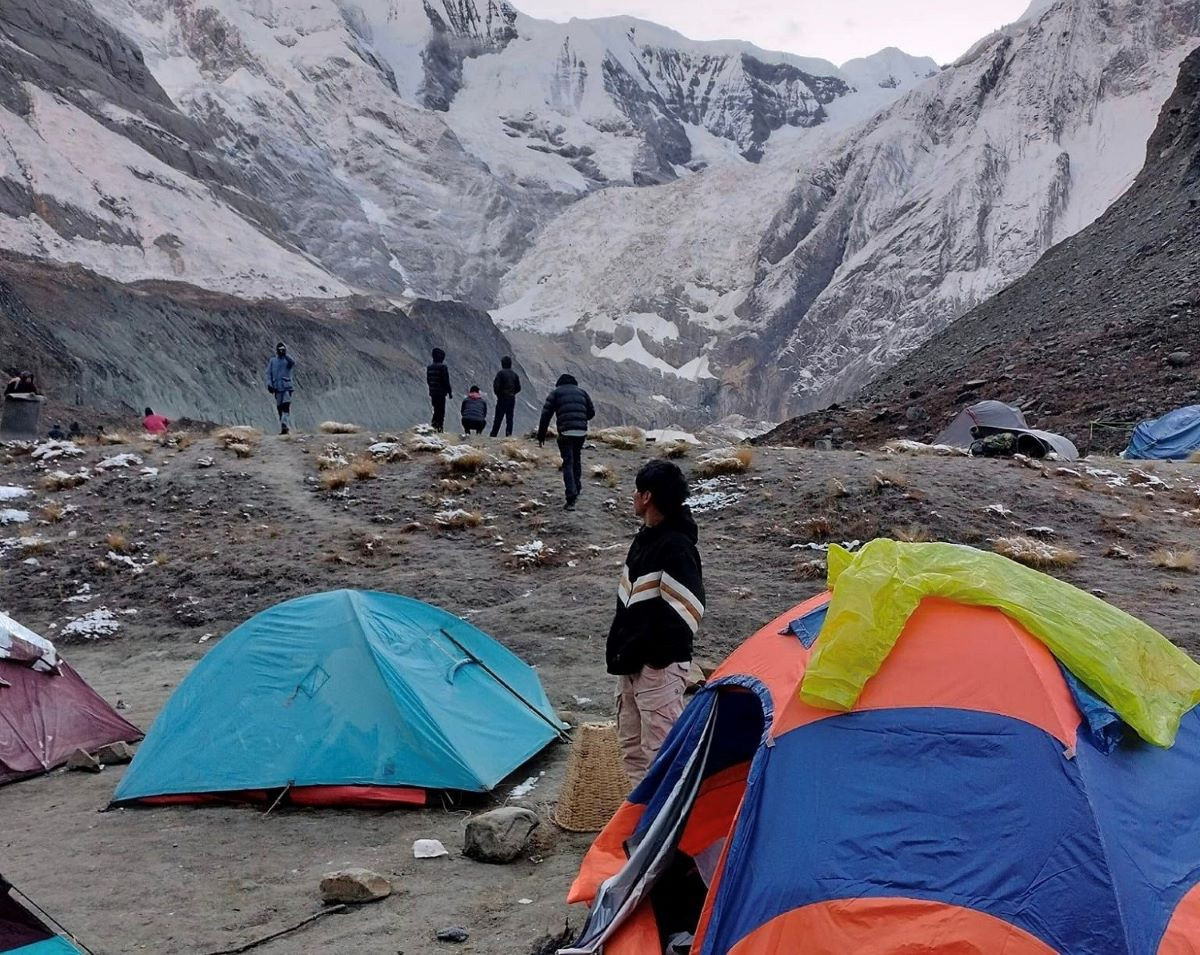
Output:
[439, 628, 569, 742]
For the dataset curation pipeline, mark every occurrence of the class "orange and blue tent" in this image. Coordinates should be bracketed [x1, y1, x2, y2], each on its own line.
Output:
[562, 541, 1200, 954]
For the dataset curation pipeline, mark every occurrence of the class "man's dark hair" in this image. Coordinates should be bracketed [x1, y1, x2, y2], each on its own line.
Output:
[432, 347, 446, 362]
[635, 460, 689, 517]
[501, 356, 513, 369]
[144, 407, 153, 417]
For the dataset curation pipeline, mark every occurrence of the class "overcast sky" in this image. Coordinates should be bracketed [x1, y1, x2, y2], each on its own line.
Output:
[516, 0, 1033, 66]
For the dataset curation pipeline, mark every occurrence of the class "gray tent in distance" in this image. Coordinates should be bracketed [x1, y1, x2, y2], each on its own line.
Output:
[936, 400, 1079, 460]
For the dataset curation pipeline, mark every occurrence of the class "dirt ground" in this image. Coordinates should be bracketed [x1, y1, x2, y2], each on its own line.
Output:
[2, 426, 1200, 954]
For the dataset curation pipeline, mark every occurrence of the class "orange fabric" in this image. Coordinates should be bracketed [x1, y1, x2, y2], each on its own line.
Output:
[1160, 882, 1200, 953]
[708, 593, 825, 735]
[727, 898, 1058, 954]
[776, 598, 1082, 746]
[678, 762, 749, 858]
[568, 801, 646, 904]
[604, 905, 662, 955]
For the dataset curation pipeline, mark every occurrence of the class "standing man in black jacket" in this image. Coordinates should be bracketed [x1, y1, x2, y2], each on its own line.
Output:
[607, 460, 704, 783]
[537, 373, 595, 510]
[490, 356, 522, 438]
[426, 347, 452, 433]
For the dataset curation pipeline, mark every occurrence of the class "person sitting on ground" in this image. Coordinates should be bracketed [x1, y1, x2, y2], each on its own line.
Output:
[143, 407, 170, 435]
[68, 422, 82, 440]
[607, 460, 705, 784]
[537, 373, 595, 510]
[490, 356, 522, 438]
[47, 423, 65, 440]
[461, 386, 488, 436]
[4, 371, 40, 396]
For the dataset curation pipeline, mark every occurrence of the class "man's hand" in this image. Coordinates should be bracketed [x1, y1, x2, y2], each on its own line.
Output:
[267, 387, 276, 395]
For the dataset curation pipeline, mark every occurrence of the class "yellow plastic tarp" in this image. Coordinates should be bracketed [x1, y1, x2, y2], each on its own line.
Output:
[800, 539, 1200, 747]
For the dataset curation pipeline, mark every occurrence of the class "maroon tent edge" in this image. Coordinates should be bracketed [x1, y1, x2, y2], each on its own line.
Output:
[0, 659, 142, 785]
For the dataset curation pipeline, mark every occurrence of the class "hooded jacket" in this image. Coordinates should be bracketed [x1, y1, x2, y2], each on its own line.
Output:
[538, 374, 595, 441]
[606, 507, 704, 675]
[266, 355, 295, 395]
[493, 368, 522, 399]
[427, 362, 452, 399]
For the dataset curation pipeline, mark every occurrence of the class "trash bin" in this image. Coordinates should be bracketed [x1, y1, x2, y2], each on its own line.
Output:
[0, 394, 46, 440]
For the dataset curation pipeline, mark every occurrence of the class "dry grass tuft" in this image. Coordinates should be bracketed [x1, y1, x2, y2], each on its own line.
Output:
[106, 532, 131, 554]
[501, 442, 542, 464]
[351, 456, 379, 481]
[440, 447, 490, 475]
[593, 426, 645, 450]
[659, 441, 690, 459]
[891, 523, 934, 543]
[802, 515, 835, 539]
[872, 469, 909, 492]
[696, 446, 753, 477]
[214, 426, 262, 446]
[175, 432, 195, 450]
[153, 553, 170, 566]
[321, 469, 353, 492]
[42, 471, 88, 491]
[98, 431, 134, 446]
[435, 508, 484, 529]
[591, 464, 619, 487]
[826, 478, 850, 500]
[489, 470, 523, 487]
[227, 442, 254, 459]
[1151, 548, 1198, 573]
[1189, 450, 1200, 463]
[993, 536, 1080, 569]
[21, 539, 52, 557]
[39, 503, 65, 524]
[438, 478, 474, 495]
[319, 421, 363, 435]
[795, 558, 827, 581]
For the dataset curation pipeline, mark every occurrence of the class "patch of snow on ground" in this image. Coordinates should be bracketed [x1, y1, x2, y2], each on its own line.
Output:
[0, 509, 30, 525]
[508, 772, 545, 800]
[31, 441, 83, 461]
[96, 453, 144, 471]
[62, 608, 122, 639]
[689, 478, 744, 514]
[0, 486, 30, 501]
[646, 429, 701, 445]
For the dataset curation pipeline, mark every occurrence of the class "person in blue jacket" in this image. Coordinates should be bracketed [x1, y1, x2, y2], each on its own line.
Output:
[266, 342, 296, 434]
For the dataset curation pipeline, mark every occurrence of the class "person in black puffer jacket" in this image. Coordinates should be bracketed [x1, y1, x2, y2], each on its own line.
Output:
[461, 386, 488, 435]
[426, 347, 452, 432]
[537, 373, 595, 509]
[490, 356, 522, 438]
[607, 460, 704, 783]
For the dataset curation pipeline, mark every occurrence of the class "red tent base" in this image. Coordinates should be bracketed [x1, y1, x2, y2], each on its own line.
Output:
[132, 785, 428, 809]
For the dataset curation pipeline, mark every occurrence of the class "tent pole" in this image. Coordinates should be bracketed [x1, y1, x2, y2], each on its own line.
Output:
[439, 628, 569, 742]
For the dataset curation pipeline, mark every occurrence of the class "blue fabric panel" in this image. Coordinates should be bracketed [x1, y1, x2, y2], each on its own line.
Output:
[113, 590, 564, 800]
[785, 605, 829, 648]
[630, 693, 716, 825]
[1056, 661, 1126, 754]
[1125, 405, 1200, 460]
[703, 709, 1127, 955]
[8, 940, 84, 954]
[1074, 705, 1200, 952]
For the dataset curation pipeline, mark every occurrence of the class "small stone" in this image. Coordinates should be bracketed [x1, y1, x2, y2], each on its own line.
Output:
[66, 748, 102, 773]
[197, 457, 215, 469]
[319, 868, 392, 904]
[1167, 351, 1192, 367]
[437, 927, 470, 944]
[463, 807, 540, 864]
[95, 741, 135, 765]
[905, 405, 929, 423]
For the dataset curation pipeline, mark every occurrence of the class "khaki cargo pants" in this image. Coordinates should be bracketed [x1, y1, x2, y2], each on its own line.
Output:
[615, 662, 690, 785]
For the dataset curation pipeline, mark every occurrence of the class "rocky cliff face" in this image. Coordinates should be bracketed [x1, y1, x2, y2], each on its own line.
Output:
[762, 44, 1200, 453]
[0, 252, 532, 431]
[499, 0, 1200, 424]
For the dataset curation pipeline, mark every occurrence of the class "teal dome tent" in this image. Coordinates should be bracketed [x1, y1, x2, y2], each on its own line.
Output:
[113, 590, 566, 808]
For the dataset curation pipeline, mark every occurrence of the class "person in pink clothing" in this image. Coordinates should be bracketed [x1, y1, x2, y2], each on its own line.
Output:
[142, 407, 170, 435]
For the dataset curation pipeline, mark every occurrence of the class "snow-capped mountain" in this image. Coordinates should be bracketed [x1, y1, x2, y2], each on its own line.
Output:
[1, 0, 1196, 426]
[500, 0, 1200, 420]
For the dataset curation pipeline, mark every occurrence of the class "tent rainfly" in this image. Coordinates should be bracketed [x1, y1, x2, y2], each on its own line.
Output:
[936, 400, 1079, 459]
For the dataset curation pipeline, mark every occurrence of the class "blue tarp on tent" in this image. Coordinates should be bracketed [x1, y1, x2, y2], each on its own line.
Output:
[1125, 405, 1200, 460]
[113, 590, 566, 804]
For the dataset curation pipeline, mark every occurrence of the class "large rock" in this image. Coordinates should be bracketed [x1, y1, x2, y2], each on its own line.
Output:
[95, 741, 134, 764]
[65, 748, 101, 773]
[319, 868, 392, 904]
[463, 807, 539, 864]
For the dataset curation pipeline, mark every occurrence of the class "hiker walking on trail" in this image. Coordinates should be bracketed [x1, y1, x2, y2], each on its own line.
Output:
[461, 386, 488, 435]
[490, 356, 522, 438]
[537, 373, 595, 510]
[266, 342, 296, 435]
[608, 460, 704, 784]
[427, 347, 452, 433]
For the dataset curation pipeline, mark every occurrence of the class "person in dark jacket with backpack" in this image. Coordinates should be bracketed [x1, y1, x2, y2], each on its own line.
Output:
[461, 386, 488, 435]
[490, 356, 522, 438]
[608, 460, 704, 783]
[537, 373, 595, 510]
[426, 347, 452, 432]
